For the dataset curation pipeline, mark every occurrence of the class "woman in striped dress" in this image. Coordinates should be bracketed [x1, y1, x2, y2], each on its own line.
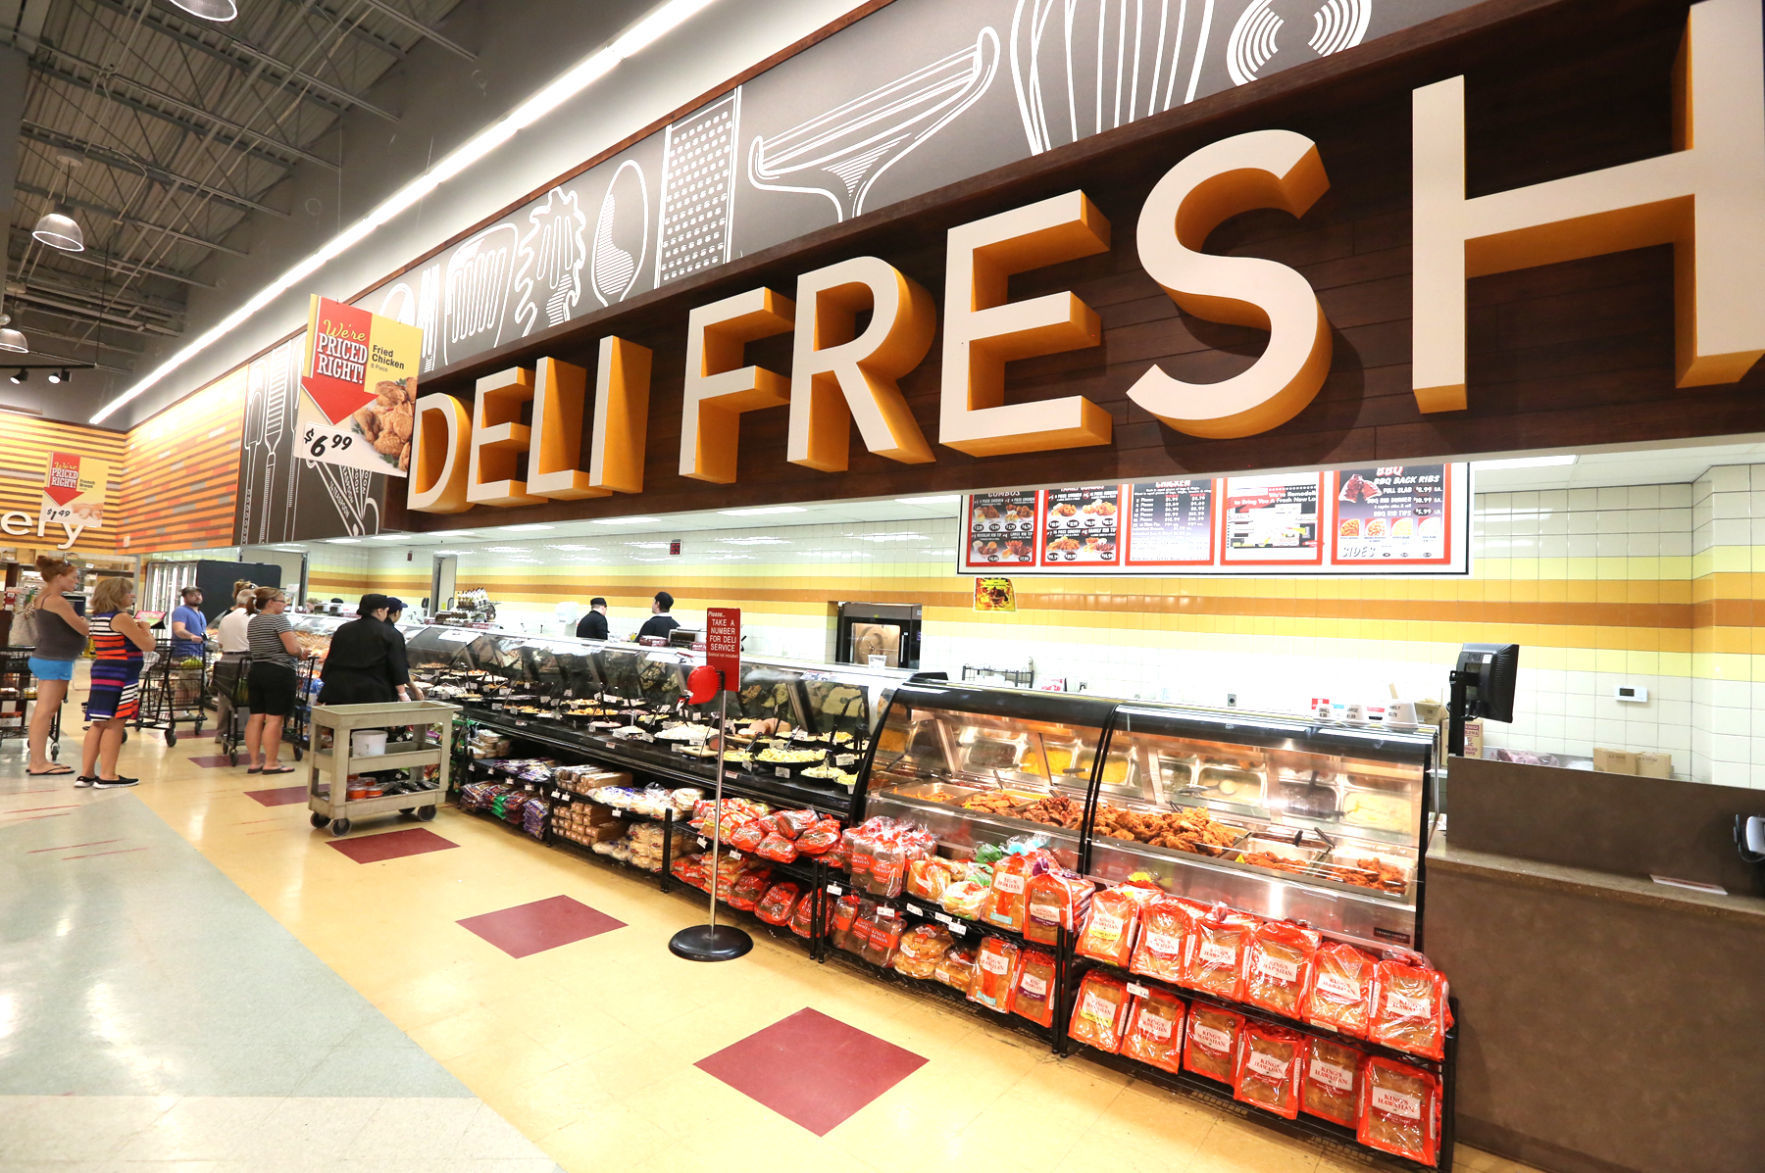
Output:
[79, 576, 155, 788]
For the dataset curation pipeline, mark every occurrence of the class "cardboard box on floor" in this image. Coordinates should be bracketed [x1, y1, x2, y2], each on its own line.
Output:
[1594, 748, 1673, 778]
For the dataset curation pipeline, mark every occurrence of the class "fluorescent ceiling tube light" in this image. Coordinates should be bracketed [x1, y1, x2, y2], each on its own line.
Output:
[502, 524, 555, 532]
[547, 544, 592, 551]
[895, 494, 961, 505]
[718, 505, 806, 516]
[717, 536, 789, 545]
[592, 516, 659, 526]
[370, 533, 415, 540]
[1471, 455, 1578, 471]
[88, 0, 727, 425]
[325, 537, 363, 544]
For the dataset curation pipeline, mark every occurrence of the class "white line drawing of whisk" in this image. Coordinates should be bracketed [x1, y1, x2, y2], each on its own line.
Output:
[591, 160, 649, 307]
[747, 28, 999, 222]
[1010, 0, 1217, 155]
[514, 187, 589, 336]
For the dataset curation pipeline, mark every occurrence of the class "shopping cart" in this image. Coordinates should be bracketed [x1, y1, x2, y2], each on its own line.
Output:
[282, 654, 320, 762]
[0, 648, 58, 755]
[135, 640, 209, 746]
[211, 651, 250, 765]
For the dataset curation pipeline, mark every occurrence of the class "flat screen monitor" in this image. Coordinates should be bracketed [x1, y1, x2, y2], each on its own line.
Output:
[1456, 643, 1519, 723]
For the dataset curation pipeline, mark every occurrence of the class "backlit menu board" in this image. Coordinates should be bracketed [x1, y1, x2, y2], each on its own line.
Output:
[964, 489, 1038, 566]
[958, 464, 1469, 576]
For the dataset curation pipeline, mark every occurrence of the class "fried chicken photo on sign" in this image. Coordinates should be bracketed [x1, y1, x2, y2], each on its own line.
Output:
[351, 377, 417, 467]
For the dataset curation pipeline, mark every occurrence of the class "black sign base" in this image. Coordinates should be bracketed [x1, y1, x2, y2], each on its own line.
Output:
[669, 923, 753, 962]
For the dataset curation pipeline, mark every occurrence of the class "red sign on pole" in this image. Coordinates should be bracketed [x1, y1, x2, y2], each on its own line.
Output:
[706, 607, 740, 690]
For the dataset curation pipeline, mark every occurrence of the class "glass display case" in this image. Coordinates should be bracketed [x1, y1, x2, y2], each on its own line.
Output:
[861, 684, 1437, 947]
[288, 611, 427, 662]
[863, 682, 1121, 872]
[403, 627, 916, 817]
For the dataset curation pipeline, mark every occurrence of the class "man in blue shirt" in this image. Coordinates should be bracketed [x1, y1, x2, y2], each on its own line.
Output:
[170, 587, 209, 658]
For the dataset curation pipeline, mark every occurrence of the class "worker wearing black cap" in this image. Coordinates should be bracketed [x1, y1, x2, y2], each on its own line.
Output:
[317, 593, 415, 704]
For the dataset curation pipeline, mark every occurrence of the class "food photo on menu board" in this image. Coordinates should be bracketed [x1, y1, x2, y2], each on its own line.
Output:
[1334, 465, 1451, 563]
[1042, 485, 1120, 565]
[1124, 479, 1214, 566]
[966, 490, 1039, 567]
[1221, 473, 1322, 563]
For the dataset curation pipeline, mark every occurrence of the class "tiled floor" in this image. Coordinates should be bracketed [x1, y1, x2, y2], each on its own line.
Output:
[0, 726, 1546, 1173]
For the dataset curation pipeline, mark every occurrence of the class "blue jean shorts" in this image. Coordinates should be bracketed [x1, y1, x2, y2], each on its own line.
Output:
[28, 656, 74, 681]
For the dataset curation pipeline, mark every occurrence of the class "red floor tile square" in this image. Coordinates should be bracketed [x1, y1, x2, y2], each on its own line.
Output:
[695, 1008, 927, 1135]
[327, 827, 458, 864]
[245, 785, 309, 807]
[458, 895, 625, 958]
[187, 754, 238, 768]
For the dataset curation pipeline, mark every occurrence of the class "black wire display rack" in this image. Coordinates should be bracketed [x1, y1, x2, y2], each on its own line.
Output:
[0, 648, 59, 755]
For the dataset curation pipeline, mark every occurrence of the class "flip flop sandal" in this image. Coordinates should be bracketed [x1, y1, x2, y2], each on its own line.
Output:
[27, 765, 74, 776]
[246, 766, 264, 774]
[261, 766, 296, 775]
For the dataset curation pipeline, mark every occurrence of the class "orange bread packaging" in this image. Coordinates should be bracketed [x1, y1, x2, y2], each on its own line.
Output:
[1075, 884, 1156, 968]
[969, 937, 1021, 1013]
[1012, 948, 1060, 1027]
[1024, 871, 1092, 945]
[1129, 895, 1206, 983]
[1183, 1001, 1243, 1083]
[983, 848, 1055, 932]
[1233, 1022, 1304, 1119]
[1243, 920, 1321, 1019]
[1304, 940, 1377, 1037]
[1181, 906, 1259, 1002]
[1119, 985, 1187, 1074]
[1368, 958, 1451, 1060]
[1301, 1036, 1363, 1127]
[1358, 1057, 1442, 1166]
[1067, 970, 1131, 1053]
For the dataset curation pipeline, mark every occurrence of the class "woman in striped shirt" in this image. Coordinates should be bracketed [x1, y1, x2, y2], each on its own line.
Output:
[78, 576, 155, 788]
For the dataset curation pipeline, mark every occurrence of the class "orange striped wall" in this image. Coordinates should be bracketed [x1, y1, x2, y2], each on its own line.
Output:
[117, 369, 246, 554]
[0, 413, 125, 559]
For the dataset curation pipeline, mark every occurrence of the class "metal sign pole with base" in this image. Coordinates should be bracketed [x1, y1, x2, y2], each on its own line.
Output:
[669, 645, 752, 961]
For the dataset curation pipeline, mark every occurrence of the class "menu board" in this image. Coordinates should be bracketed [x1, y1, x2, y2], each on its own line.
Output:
[964, 489, 1039, 566]
[1040, 485, 1120, 567]
[1220, 473, 1323, 565]
[1124, 479, 1214, 566]
[958, 464, 1469, 577]
[1331, 465, 1452, 564]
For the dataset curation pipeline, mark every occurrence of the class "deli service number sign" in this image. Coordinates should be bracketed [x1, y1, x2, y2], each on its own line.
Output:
[961, 464, 1468, 576]
[297, 295, 424, 477]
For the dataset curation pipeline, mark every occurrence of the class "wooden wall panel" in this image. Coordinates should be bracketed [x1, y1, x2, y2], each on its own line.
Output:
[0, 414, 125, 558]
[118, 370, 246, 554]
[389, 0, 1757, 533]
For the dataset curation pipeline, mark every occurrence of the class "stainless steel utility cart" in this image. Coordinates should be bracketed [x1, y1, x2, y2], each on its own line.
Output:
[304, 699, 459, 836]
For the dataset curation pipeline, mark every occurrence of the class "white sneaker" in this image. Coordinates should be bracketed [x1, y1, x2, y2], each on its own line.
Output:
[74, 776, 95, 788]
[93, 776, 139, 789]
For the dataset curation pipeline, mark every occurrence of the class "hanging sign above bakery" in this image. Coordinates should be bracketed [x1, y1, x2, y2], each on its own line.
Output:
[959, 464, 1468, 576]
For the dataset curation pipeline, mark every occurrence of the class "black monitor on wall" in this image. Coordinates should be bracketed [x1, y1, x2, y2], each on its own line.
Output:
[1456, 643, 1519, 723]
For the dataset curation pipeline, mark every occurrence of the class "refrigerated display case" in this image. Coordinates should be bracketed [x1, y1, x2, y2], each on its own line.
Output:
[860, 683, 1436, 948]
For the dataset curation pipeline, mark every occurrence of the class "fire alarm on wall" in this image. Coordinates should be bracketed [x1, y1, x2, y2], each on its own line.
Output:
[1614, 685, 1649, 703]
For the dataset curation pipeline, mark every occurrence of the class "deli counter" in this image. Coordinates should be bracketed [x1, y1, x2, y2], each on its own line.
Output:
[866, 682, 1436, 949]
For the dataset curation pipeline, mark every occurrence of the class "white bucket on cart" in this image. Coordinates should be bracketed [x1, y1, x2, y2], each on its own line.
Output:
[350, 730, 387, 757]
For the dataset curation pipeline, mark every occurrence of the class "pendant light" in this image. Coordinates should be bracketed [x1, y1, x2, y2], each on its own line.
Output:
[0, 312, 27, 356]
[32, 157, 85, 252]
[168, 0, 239, 19]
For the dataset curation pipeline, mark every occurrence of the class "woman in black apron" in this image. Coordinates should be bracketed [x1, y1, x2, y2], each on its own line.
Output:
[317, 594, 413, 704]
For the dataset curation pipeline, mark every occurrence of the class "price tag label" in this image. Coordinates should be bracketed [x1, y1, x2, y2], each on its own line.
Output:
[826, 883, 844, 896]
[611, 809, 625, 819]
[933, 911, 952, 924]
[300, 423, 358, 462]
[948, 922, 968, 936]
[878, 906, 897, 919]
[905, 903, 925, 917]
[774, 767, 791, 779]
[697, 836, 709, 849]
[1126, 982, 1150, 998]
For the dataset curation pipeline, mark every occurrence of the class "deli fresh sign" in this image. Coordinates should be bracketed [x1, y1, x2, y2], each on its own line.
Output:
[408, 0, 1765, 517]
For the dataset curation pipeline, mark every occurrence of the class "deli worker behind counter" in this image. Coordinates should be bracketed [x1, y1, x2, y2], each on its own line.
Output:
[318, 594, 423, 704]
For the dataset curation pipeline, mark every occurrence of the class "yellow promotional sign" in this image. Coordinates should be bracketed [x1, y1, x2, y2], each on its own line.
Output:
[40, 451, 108, 535]
[297, 295, 424, 477]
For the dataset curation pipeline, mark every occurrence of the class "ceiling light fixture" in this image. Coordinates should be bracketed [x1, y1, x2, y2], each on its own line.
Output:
[625, 541, 670, 549]
[168, 0, 239, 20]
[894, 494, 962, 506]
[31, 205, 85, 252]
[717, 536, 789, 545]
[9, 369, 25, 385]
[546, 544, 592, 551]
[89, 0, 726, 425]
[369, 533, 415, 540]
[592, 516, 659, 526]
[502, 523, 555, 532]
[325, 537, 362, 544]
[47, 368, 68, 384]
[718, 505, 807, 516]
[0, 326, 25, 354]
[1470, 455, 1578, 471]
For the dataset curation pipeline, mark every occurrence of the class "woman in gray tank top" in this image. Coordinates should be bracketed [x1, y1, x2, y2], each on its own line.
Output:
[24, 555, 90, 776]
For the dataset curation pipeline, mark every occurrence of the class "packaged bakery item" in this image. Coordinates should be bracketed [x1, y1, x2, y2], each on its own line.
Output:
[829, 892, 864, 952]
[1024, 870, 1092, 945]
[935, 945, 978, 994]
[969, 937, 1022, 1013]
[755, 881, 801, 926]
[1244, 920, 1321, 1019]
[1012, 948, 1059, 1027]
[1305, 940, 1377, 1037]
[1130, 895, 1206, 983]
[863, 911, 905, 967]
[907, 856, 957, 902]
[1301, 1036, 1362, 1127]
[756, 831, 800, 864]
[1357, 1057, 1441, 1165]
[892, 923, 954, 980]
[796, 817, 842, 855]
[790, 891, 819, 938]
[940, 879, 991, 921]
[1067, 970, 1130, 1053]
[983, 844, 1054, 932]
[1368, 957, 1451, 1060]
[1075, 885, 1147, 967]
[1232, 1022, 1303, 1119]
[1120, 985, 1187, 1074]
[1183, 1001, 1243, 1082]
[1181, 905, 1258, 1002]
[729, 821, 767, 853]
[728, 869, 773, 911]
